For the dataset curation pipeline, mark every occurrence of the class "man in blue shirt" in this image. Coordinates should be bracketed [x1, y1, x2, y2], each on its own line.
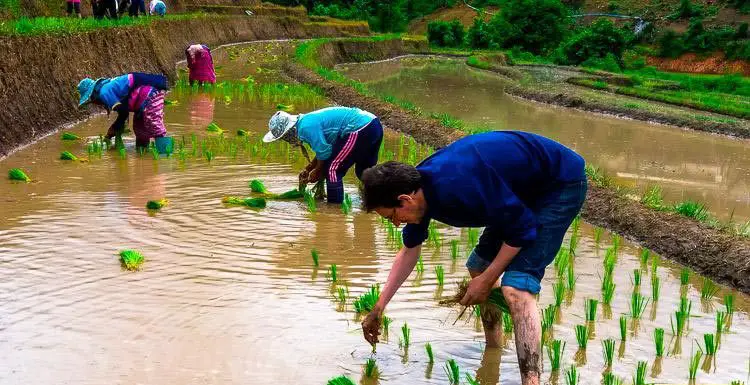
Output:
[264, 107, 383, 204]
[359, 131, 587, 385]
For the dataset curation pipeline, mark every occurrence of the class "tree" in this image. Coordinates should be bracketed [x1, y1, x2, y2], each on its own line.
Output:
[488, 0, 571, 55]
[557, 19, 633, 65]
[368, 0, 408, 32]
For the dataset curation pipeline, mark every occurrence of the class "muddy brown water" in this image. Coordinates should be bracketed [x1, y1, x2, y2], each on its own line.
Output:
[338, 57, 750, 223]
[1, 48, 749, 385]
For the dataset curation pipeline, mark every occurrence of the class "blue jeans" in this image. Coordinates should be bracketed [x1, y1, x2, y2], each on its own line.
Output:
[324, 118, 383, 204]
[466, 179, 587, 294]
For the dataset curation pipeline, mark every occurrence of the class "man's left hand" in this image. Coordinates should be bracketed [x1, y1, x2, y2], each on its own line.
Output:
[459, 276, 493, 306]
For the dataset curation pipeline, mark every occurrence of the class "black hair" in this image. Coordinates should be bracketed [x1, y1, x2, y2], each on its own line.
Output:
[361, 161, 422, 212]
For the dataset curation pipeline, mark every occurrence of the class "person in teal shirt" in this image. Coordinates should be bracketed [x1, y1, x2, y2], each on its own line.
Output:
[264, 107, 383, 204]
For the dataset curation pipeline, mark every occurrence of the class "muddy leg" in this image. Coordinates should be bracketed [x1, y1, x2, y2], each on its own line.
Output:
[469, 269, 501, 348]
[502, 285, 541, 385]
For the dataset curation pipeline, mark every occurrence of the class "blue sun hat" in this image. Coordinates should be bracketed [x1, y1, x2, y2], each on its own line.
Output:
[264, 111, 299, 143]
[77, 77, 105, 107]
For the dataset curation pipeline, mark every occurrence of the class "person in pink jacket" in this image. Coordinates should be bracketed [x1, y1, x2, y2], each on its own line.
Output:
[185, 44, 216, 86]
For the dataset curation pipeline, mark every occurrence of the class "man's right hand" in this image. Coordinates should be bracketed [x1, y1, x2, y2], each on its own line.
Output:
[298, 170, 310, 191]
[361, 307, 383, 346]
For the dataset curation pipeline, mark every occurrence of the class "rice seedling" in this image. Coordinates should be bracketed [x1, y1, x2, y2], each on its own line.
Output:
[602, 280, 616, 305]
[541, 304, 556, 340]
[716, 311, 726, 334]
[327, 375, 356, 385]
[569, 231, 580, 255]
[465, 373, 480, 385]
[729, 381, 745, 385]
[435, 265, 445, 286]
[547, 339, 565, 372]
[341, 193, 352, 215]
[151, 145, 159, 160]
[620, 316, 627, 341]
[400, 323, 410, 348]
[8, 168, 30, 182]
[671, 310, 689, 336]
[60, 151, 79, 161]
[311, 249, 319, 267]
[639, 248, 650, 267]
[119, 249, 144, 271]
[700, 277, 720, 300]
[702, 333, 717, 355]
[603, 372, 624, 385]
[61, 132, 80, 140]
[680, 268, 690, 285]
[416, 255, 424, 274]
[328, 264, 338, 283]
[444, 359, 460, 385]
[206, 122, 223, 134]
[502, 311, 513, 334]
[237, 129, 249, 136]
[146, 198, 168, 210]
[336, 286, 347, 304]
[364, 358, 378, 378]
[641, 185, 664, 209]
[611, 234, 622, 254]
[554, 248, 570, 274]
[650, 254, 659, 275]
[221, 196, 267, 208]
[567, 263, 577, 291]
[466, 228, 479, 248]
[654, 328, 665, 357]
[688, 348, 702, 380]
[575, 325, 588, 349]
[553, 281, 566, 307]
[382, 315, 392, 334]
[249, 179, 269, 194]
[630, 293, 649, 319]
[119, 147, 127, 159]
[594, 227, 604, 245]
[425, 342, 434, 363]
[203, 149, 214, 162]
[673, 200, 709, 222]
[565, 365, 578, 385]
[353, 284, 380, 314]
[450, 240, 459, 260]
[304, 190, 316, 213]
[633, 361, 648, 385]
[602, 338, 615, 368]
[651, 276, 661, 302]
[725, 294, 735, 315]
[473, 304, 481, 319]
[632, 269, 642, 287]
[584, 298, 598, 322]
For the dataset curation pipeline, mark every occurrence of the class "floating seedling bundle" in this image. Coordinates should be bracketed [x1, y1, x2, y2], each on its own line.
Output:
[221, 196, 267, 208]
[146, 198, 169, 210]
[119, 249, 144, 270]
[8, 168, 31, 182]
[61, 132, 80, 140]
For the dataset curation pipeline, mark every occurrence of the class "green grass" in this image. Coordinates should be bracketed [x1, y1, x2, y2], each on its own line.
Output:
[640, 185, 664, 209]
[311, 249, 320, 267]
[700, 277, 720, 299]
[61, 132, 80, 141]
[119, 249, 144, 271]
[575, 324, 589, 349]
[688, 348, 702, 380]
[466, 55, 491, 70]
[654, 328, 665, 357]
[565, 365, 579, 385]
[146, 198, 168, 210]
[633, 361, 648, 385]
[0, 14, 216, 36]
[444, 359, 460, 385]
[585, 165, 614, 188]
[585, 298, 598, 322]
[425, 342, 434, 364]
[327, 375, 356, 385]
[8, 168, 30, 182]
[353, 284, 380, 314]
[364, 358, 378, 378]
[400, 322, 410, 348]
[547, 339, 565, 372]
[434, 265, 445, 286]
[620, 315, 628, 341]
[673, 200, 710, 221]
[328, 264, 338, 282]
[602, 338, 615, 368]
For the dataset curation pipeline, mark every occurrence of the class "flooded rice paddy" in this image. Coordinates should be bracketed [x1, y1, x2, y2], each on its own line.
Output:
[1, 44, 749, 384]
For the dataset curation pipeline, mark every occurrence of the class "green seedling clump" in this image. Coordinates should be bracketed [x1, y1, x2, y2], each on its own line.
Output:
[119, 249, 145, 270]
[61, 132, 80, 140]
[725, 294, 735, 315]
[416, 255, 424, 274]
[275, 189, 304, 200]
[688, 349, 702, 379]
[336, 286, 347, 303]
[680, 268, 690, 285]
[633, 361, 648, 385]
[630, 293, 649, 319]
[553, 281, 566, 307]
[619, 315, 628, 341]
[249, 179, 269, 194]
[602, 338, 615, 368]
[632, 269, 642, 287]
[206, 122, 223, 134]
[237, 129, 249, 136]
[541, 304, 556, 342]
[444, 359, 460, 385]
[651, 276, 661, 302]
[703, 333, 717, 355]
[382, 315, 392, 334]
[60, 151, 79, 161]
[400, 322, 410, 348]
[364, 358, 378, 378]
[602, 279, 616, 305]
[654, 328, 665, 357]
[565, 365, 579, 385]
[353, 284, 380, 314]
[440, 281, 509, 324]
[603, 372, 624, 385]
[585, 298, 598, 322]
[465, 373, 480, 385]
[450, 239, 459, 260]
[435, 265, 445, 286]
[547, 339, 565, 371]
[700, 277, 720, 299]
[502, 311, 513, 334]
[8, 168, 31, 182]
[146, 198, 168, 210]
[594, 226, 603, 244]
[304, 190, 317, 212]
[575, 325, 588, 349]
[328, 264, 338, 282]
[327, 375, 356, 385]
[221, 196, 266, 208]
[425, 342, 434, 364]
[716, 311, 726, 334]
[311, 249, 320, 267]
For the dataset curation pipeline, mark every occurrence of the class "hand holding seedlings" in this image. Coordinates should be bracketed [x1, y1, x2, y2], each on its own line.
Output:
[361, 308, 383, 347]
[459, 275, 493, 306]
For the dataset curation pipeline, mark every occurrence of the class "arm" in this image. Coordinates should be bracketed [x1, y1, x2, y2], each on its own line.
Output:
[106, 104, 129, 139]
[459, 243, 521, 305]
[298, 123, 332, 161]
[362, 245, 421, 345]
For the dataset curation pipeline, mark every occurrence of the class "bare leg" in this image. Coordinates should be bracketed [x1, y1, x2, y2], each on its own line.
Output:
[502, 285, 541, 385]
[469, 269, 501, 348]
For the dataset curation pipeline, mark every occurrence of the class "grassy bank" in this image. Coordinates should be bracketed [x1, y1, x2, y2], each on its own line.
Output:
[0, 14, 220, 36]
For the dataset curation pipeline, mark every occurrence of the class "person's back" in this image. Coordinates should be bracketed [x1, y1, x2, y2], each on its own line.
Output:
[186, 44, 215, 85]
[297, 106, 375, 154]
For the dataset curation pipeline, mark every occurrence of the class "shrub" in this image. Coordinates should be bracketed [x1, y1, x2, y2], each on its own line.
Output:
[580, 53, 622, 72]
[465, 14, 496, 49]
[427, 19, 465, 47]
[488, 0, 571, 55]
[556, 19, 633, 65]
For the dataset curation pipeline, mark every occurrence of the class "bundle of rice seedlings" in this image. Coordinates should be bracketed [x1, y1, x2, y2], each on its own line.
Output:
[164, 99, 179, 106]
[565, 365, 578, 385]
[688, 348, 702, 380]
[304, 190, 316, 212]
[381, 315, 392, 334]
[311, 249, 320, 267]
[465, 373, 480, 385]
[425, 342, 434, 364]
[654, 328, 665, 357]
[585, 298, 599, 322]
[249, 179, 269, 194]
[341, 193, 352, 215]
[61, 132, 80, 140]
[444, 359, 460, 385]
[603, 372, 624, 385]
[633, 361, 648, 385]
[575, 325, 589, 349]
[221, 196, 267, 208]
[207, 122, 223, 134]
[363, 358, 378, 378]
[119, 249, 145, 270]
[146, 198, 169, 210]
[8, 168, 30, 182]
[602, 338, 615, 368]
[60, 151, 79, 161]
[326, 376, 356, 385]
[275, 189, 304, 200]
[400, 323, 410, 348]
[328, 264, 338, 282]
[547, 339, 565, 371]
[502, 312, 513, 333]
[277, 103, 295, 112]
[353, 284, 380, 314]
[237, 129, 249, 136]
[440, 280, 509, 324]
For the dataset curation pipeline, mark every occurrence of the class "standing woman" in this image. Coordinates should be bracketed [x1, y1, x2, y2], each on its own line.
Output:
[185, 44, 216, 86]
